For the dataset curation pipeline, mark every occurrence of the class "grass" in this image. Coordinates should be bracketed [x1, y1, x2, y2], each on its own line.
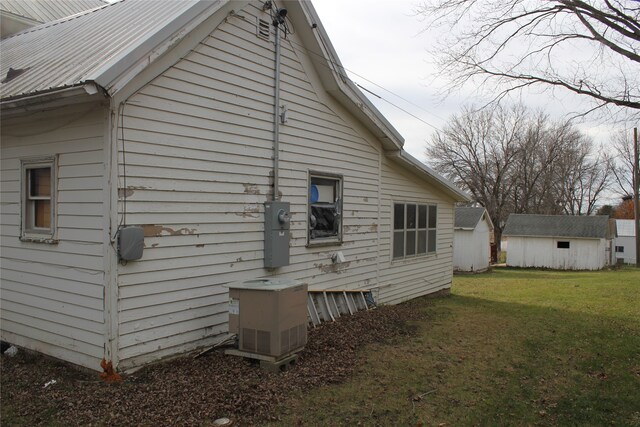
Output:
[273, 268, 640, 426]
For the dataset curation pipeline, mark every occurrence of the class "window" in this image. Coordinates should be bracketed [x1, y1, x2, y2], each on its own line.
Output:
[557, 241, 570, 249]
[393, 203, 437, 259]
[615, 246, 624, 253]
[308, 173, 342, 244]
[21, 158, 56, 239]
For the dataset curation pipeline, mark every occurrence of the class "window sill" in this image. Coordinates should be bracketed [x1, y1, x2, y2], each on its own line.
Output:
[20, 235, 58, 244]
[306, 238, 343, 248]
[391, 252, 437, 264]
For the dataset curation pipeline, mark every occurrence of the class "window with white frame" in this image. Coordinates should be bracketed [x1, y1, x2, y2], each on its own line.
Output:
[615, 246, 624, 253]
[22, 158, 56, 238]
[308, 173, 342, 244]
[393, 203, 437, 259]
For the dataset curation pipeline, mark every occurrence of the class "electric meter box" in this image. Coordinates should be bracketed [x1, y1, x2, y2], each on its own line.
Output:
[227, 278, 307, 358]
[264, 201, 290, 268]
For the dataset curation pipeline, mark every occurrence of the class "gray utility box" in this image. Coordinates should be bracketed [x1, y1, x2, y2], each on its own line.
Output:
[264, 201, 290, 268]
[227, 279, 307, 358]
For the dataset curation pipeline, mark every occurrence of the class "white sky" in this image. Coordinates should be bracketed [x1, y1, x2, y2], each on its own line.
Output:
[310, 0, 619, 160]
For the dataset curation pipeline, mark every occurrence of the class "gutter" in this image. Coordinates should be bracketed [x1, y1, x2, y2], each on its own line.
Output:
[0, 82, 105, 113]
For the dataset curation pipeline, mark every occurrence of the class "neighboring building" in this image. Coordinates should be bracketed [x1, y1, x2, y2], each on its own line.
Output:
[453, 207, 493, 272]
[503, 214, 612, 270]
[0, 0, 468, 372]
[614, 219, 637, 264]
[1, 0, 104, 38]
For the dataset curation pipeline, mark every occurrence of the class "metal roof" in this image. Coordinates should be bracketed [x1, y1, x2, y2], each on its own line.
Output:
[455, 207, 487, 229]
[0, 0, 212, 101]
[503, 214, 610, 239]
[616, 219, 636, 237]
[1, 0, 105, 25]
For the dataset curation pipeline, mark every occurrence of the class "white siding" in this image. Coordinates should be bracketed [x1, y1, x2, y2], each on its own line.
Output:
[453, 219, 491, 272]
[113, 3, 456, 369]
[0, 103, 107, 370]
[506, 236, 608, 270]
[377, 158, 456, 305]
[613, 236, 636, 265]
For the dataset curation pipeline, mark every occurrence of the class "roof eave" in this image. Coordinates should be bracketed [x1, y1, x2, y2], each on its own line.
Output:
[0, 82, 104, 115]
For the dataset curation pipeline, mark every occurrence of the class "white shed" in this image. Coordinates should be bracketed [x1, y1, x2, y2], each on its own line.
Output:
[614, 219, 637, 264]
[453, 207, 493, 272]
[503, 214, 612, 270]
[0, 0, 468, 372]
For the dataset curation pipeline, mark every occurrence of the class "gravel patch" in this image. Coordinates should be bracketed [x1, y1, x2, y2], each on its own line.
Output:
[1, 299, 428, 426]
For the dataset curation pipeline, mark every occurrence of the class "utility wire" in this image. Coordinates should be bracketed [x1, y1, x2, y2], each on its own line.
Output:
[283, 36, 447, 129]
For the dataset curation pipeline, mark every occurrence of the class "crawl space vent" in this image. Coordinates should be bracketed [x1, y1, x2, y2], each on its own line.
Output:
[257, 17, 271, 41]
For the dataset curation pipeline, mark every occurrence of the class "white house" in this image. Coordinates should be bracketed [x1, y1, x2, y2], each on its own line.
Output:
[614, 219, 637, 265]
[0, 0, 468, 372]
[0, 0, 104, 38]
[453, 207, 493, 272]
[503, 214, 611, 270]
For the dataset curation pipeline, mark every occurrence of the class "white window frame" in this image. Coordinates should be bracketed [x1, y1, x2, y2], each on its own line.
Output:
[392, 202, 437, 260]
[20, 156, 57, 242]
[307, 171, 343, 246]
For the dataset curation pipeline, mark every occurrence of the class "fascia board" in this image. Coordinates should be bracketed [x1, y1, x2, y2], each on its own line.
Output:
[294, 0, 404, 151]
[90, 0, 226, 95]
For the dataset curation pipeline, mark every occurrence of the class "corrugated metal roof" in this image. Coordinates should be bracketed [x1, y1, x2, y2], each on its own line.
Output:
[455, 207, 486, 229]
[616, 219, 636, 237]
[1, 0, 105, 25]
[0, 0, 210, 101]
[503, 214, 610, 239]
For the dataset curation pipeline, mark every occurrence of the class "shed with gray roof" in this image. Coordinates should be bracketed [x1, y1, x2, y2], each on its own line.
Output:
[503, 214, 612, 270]
[453, 207, 494, 272]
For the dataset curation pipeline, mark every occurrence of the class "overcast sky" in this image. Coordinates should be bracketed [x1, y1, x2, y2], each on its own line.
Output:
[310, 0, 620, 162]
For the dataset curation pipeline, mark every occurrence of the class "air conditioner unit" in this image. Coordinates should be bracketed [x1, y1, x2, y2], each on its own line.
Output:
[227, 278, 307, 359]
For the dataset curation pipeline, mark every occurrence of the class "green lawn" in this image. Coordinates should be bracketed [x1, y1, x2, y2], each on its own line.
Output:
[274, 268, 640, 426]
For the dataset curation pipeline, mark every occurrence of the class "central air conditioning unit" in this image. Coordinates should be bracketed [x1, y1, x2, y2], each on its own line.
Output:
[227, 278, 307, 359]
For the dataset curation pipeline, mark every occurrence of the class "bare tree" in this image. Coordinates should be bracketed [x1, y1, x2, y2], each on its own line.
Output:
[427, 104, 611, 249]
[610, 129, 635, 196]
[417, 0, 640, 115]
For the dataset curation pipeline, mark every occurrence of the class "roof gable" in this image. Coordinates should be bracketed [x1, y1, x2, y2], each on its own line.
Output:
[615, 219, 636, 237]
[503, 214, 610, 239]
[455, 207, 488, 229]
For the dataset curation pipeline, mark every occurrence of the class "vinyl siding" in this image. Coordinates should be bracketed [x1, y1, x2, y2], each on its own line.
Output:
[378, 157, 456, 305]
[0, 103, 107, 370]
[114, 2, 455, 368]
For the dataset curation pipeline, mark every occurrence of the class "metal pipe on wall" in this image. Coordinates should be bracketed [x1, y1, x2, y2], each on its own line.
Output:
[272, 19, 281, 201]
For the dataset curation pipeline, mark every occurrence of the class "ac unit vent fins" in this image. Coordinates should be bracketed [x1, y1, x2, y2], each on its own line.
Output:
[242, 327, 256, 352]
[257, 330, 271, 354]
[257, 18, 271, 41]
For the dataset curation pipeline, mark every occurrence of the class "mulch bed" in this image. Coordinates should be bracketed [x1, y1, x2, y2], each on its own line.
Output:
[1, 299, 429, 426]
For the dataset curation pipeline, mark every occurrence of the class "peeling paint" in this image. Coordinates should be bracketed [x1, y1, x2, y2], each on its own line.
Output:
[142, 224, 197, 237]
[235, 205, 260, 218]
[363, 197, 369, 202]
[236, 257, 243, 262]
[151, 243, 159, 248]
[243, 183, 261, 195]
[369, 223, 378, 232]
[315, 261, 351, 274]
[196, 244, 205, 248]
[118, 186, 149, 198]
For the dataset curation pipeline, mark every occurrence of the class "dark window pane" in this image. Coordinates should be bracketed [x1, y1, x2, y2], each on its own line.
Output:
[406, 231, 416, 256]
[427, 229, 436, 252]
[30, 168, 51, 197]
[557, 241, 570, 249]
[417, 230, 427, 253]
[418, 205, 427, 228]
[428, 205, 437, 228]
[407, 204, 416, 229]
[393, 231, 404, 258]
[394, 204, 404, 230]
[310, 204, 338, 238]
